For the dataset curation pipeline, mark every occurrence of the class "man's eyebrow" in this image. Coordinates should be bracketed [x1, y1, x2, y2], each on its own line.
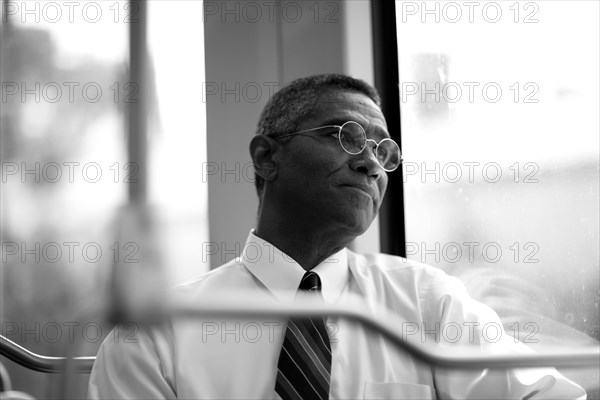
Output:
[314, 117, 348, 126]
[313, 117, 391, 139]
[373, 126, 392, 139]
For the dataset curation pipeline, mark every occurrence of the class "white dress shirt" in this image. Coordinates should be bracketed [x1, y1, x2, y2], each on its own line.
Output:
[88, 231, 586, 399]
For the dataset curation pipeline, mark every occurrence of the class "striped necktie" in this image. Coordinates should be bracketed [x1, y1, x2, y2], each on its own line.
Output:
[275, 271, 332, 400]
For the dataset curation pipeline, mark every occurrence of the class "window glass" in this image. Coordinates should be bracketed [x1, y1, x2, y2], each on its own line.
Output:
[147, 0, 209, 285]
[396, 0, 599, 393]
[1, 1, 208, 397]
[1, 2, 129, 397]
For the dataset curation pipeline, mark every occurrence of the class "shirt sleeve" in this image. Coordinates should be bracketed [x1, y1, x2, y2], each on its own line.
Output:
[87, 324, 177, 400]
[422, 270, 587, 400]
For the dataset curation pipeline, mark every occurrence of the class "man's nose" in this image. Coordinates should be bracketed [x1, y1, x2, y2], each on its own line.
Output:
[349, 141, 382, 178]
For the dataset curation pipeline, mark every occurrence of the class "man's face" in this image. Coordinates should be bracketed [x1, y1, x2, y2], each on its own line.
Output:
[272, 90, 389, 237]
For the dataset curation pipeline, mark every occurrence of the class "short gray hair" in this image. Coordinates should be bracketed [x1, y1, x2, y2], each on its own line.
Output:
[254, 73, 381, 196]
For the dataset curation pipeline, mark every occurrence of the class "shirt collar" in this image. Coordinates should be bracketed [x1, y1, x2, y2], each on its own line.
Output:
[240, 230, 349, 303]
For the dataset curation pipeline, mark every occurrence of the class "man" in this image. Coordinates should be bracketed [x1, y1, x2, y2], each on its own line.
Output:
[88, 74, 586, 399]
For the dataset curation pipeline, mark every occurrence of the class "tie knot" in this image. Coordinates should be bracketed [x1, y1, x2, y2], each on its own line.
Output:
[299, 271, 321, 292]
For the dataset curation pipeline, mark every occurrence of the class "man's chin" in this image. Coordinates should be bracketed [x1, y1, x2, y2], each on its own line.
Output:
[338, 212, 375, 237]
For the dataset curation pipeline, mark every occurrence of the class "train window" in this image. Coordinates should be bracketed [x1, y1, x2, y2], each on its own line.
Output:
[1, 2, 129, 397]
[147, 1, 209, 284]
[1, 1, 208, 397]
[396, 0, 599, 393]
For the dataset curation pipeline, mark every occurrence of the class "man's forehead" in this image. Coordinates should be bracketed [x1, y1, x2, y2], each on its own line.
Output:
[304, 91, 387, 129]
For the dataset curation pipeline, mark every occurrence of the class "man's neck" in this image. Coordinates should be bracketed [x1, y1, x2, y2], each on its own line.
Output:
[254, 219, 352, 271]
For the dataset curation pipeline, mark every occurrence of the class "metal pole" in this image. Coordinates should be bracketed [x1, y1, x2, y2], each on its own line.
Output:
[128, 0, 148, 204]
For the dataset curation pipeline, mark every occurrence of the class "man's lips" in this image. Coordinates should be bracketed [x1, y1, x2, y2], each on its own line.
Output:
[340, 184, 377, 201]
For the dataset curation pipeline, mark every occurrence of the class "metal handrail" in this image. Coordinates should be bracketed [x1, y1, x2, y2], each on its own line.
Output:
[0, 336, 94, 374]
[1, 299, 599, 373]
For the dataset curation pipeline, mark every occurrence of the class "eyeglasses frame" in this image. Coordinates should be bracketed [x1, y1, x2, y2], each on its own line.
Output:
[274, 121, 402, 172]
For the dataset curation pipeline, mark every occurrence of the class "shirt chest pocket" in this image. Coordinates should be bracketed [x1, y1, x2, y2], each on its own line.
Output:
[363, 382, 435, 399]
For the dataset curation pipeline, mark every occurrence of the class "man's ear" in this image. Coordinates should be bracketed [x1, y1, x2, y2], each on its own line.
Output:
[249, 135, 279, 182]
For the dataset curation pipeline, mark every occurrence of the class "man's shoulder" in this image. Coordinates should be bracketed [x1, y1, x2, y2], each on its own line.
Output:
[347, 250, 461, 304]
[169, 257, 253, 297]
[349, 250, 448, 283]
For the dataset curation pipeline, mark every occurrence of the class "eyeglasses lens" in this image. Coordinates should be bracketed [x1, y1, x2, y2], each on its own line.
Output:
[377, 139, 401, 171]
[339, 122, 366, 155]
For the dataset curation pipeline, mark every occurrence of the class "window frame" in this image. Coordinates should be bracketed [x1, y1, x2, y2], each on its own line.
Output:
[370, 0, 406, 257]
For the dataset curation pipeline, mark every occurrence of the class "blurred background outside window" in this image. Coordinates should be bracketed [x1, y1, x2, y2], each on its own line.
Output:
[397, 0, 599, 395]
[1, 1, 207, 398]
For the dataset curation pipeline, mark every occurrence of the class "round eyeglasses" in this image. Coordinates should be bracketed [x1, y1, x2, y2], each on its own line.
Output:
[276, 121, 402, 172]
